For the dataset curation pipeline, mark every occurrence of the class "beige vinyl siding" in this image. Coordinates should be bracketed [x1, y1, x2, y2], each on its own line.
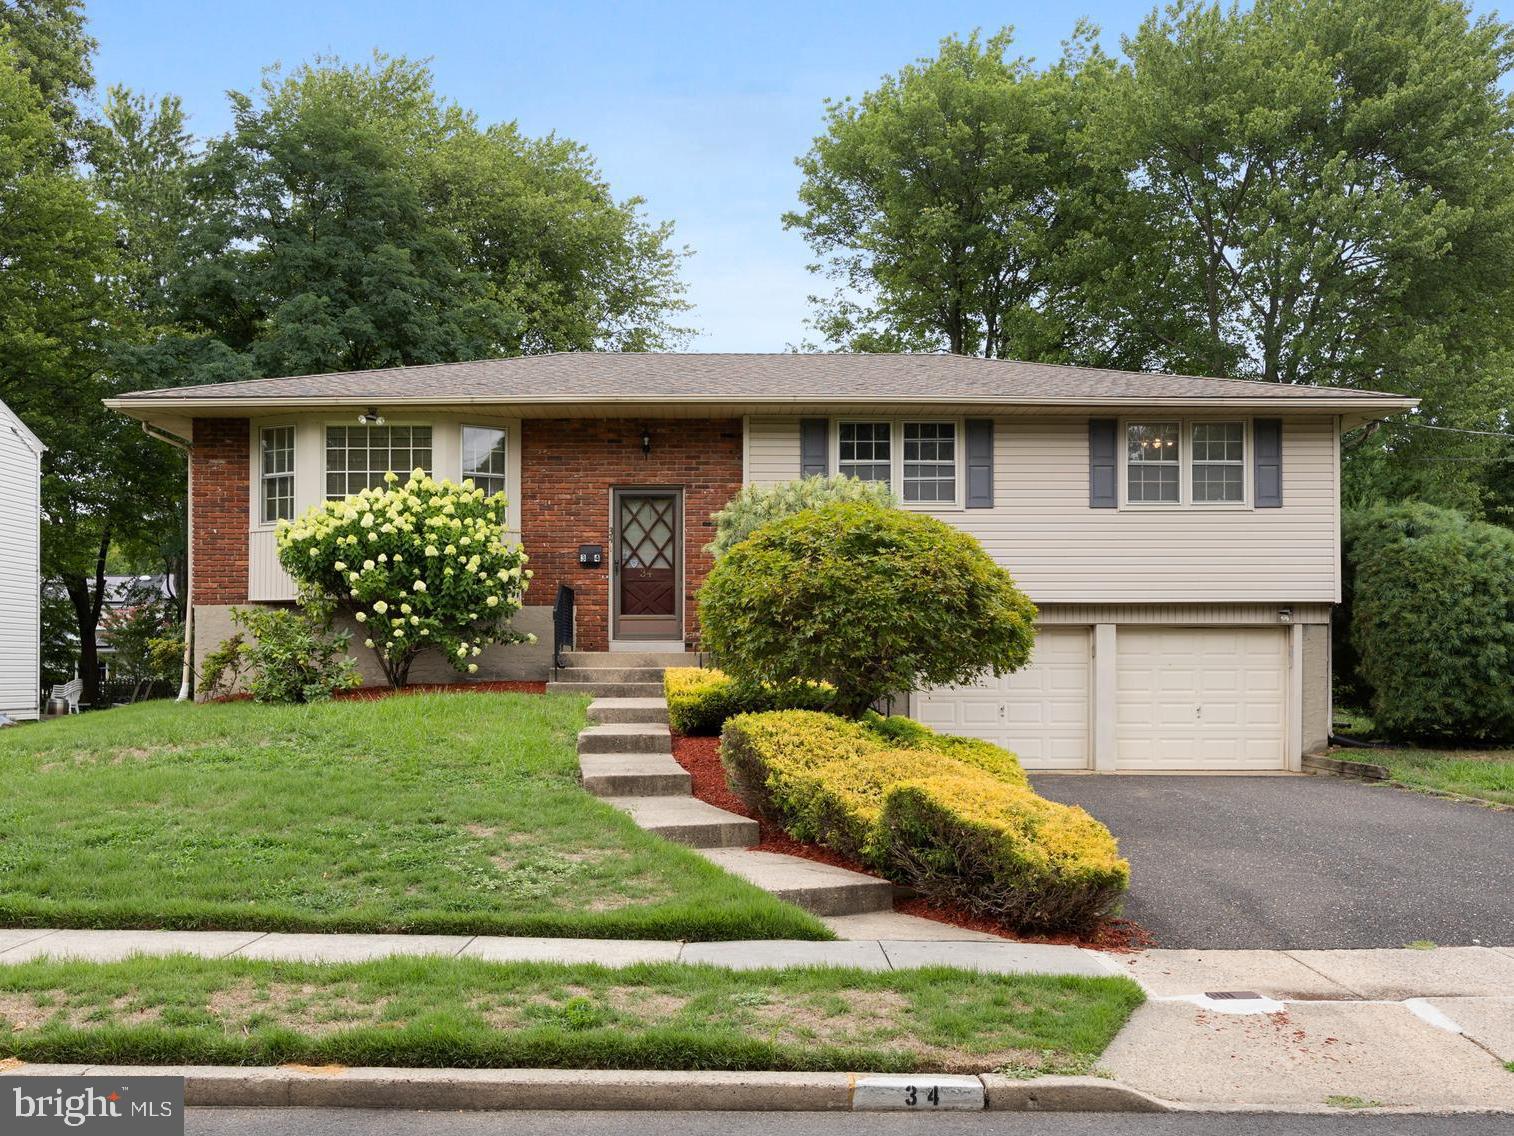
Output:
[0, 410, 42, 718]
[745, 416, 802, 487]
[745, 415, 1340, 605]
[1038, 603, 1331, 626]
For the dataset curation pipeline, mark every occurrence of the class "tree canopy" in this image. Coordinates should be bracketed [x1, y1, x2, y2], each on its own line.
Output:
[789, 0, 1514, 515]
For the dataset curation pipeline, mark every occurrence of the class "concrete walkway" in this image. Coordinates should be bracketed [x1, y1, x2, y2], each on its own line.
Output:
[570, 656, 902, 919]
[0, 927, 1113, 975]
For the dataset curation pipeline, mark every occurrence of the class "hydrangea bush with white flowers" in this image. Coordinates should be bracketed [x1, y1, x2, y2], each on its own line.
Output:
[276, 470, 532, 688]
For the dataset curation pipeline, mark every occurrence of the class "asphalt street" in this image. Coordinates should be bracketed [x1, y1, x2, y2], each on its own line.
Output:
[184, 1109, 1514, 1135]
[1030, 773, 1514, 948]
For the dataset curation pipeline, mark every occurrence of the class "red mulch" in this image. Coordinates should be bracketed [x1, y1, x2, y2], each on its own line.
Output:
[669, 729, 1154, 951]
[335, 681, 546, 701]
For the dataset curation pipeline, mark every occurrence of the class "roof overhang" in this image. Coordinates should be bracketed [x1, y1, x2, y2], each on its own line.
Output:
[106, 393, 1420, 438]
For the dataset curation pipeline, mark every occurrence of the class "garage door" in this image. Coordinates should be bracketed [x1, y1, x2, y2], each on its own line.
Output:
[913, 627, 1091, 769]
[1116, 627, 1287, 771]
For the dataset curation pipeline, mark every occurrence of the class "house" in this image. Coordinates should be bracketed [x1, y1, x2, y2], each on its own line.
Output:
[106, 353, 1416, 772]
[0, 397, 45, 722]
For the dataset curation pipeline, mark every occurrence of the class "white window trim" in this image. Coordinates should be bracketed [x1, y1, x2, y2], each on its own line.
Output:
[460, 423, 510, 497]
[831, 417, 965, 510]
[1118, 417, 1252, 511]
[255, 423, 297, 529]
[321, 420, 437, 502]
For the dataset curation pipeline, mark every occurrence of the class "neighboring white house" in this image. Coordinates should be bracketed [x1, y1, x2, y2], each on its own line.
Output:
[0, 398, 44, 721]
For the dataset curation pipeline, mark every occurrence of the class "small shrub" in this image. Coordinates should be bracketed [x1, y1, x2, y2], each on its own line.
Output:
[699, 501, 1038, 717]
[707, 475, 897, 559]
[878, 776, 1128, 933]
[276, 472, 531, 688]
[198, 632, 249, 700]
[230, 607, 361, 704]
[663, 667, 833, 734]
[719, 709, 1121, 933]
[1347, 503, 1514, 743]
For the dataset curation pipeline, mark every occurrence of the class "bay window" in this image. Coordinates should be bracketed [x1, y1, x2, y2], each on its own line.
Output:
[259, 425, 295, 523]
[325, 425, 432, 499]
[462, 425, 508, 498]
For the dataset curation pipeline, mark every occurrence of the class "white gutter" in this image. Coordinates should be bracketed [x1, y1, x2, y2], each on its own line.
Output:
[106, 394, 1420, 411]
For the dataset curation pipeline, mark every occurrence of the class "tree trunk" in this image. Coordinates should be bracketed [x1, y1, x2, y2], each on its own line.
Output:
[63, 531, 112, 706]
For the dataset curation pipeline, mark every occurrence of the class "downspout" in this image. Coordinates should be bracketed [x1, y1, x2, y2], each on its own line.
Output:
[141, 422, 194, 702]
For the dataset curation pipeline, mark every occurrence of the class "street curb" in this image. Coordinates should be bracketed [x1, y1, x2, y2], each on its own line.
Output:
[1, 1064, 1173, 1113]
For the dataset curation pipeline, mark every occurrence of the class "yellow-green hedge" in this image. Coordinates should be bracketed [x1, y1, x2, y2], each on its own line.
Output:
[720, 710, 1125, 933]
[879, 776, 1129, 932]
[664, 667, 833, 735]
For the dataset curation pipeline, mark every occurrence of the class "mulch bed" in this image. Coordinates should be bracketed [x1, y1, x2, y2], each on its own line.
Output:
[335, 681, 547, 701]
[670, 730, 1153, 952]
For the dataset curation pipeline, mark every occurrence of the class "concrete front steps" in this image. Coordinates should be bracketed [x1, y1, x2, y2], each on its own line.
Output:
[575, 676, 894, 918]
[698, 848, 895, 917]
[547, 651, 701, 699]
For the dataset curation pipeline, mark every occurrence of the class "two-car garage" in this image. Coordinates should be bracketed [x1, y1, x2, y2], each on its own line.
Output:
[913, 623, 1296, 772]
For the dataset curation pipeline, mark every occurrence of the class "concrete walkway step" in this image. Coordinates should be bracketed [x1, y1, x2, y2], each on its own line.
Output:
[578, 723, 672, 755]
[556, 666, 665, 684]
[587, 697, 669, 725]
[562, 651, 702, 669]
[696, 848, 895, 917]
[580, 753, 691, 797]
[607, 795, 758, 848]
[547, 681, 664, 698]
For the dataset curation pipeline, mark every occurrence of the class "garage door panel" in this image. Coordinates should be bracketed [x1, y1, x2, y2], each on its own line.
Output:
[1116, 627, 1287, 771]
[915, 628, 1091, 770]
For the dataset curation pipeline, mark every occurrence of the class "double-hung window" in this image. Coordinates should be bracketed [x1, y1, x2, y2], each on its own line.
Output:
[1191, 423, 1245, 503]
[462, 425, 508, 499]
[838, 422, 892, 483]
[902, 422, 957, 503]
[1123, 420, 1247, 506]
[1125, 422, 1180, 503]
[325, 425, 432, 499]
[260, 425, 295, 523]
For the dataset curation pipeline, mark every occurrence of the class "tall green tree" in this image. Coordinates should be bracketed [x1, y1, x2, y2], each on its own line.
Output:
[176, 55, 689, 377]
[785, 28, 1121, 357]
[0, 23, 131, 705]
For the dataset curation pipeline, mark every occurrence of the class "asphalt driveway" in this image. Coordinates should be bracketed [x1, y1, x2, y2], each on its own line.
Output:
[1029, 774, 1514, 949]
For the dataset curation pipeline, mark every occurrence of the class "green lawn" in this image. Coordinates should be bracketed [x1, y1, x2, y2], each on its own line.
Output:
[1332, 706, 1514, 806]
[0, 955, 1143, 1075]
[1368, 748, 1514, 807]
[0, 696, 828, 941]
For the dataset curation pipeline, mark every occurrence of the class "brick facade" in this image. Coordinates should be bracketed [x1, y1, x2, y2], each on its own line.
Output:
[520, 418, 744, 651]
[191, 418, 250, 606]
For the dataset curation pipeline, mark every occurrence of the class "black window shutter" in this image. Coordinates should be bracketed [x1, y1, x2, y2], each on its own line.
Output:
[1089, 419, 1117, 508]
[799, 418, 829, 478]
[965, 419, 994, 508]
[1254, 418, 1283, 507]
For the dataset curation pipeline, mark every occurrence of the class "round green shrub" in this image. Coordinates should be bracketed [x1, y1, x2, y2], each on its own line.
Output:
[697, 500, 1038, 717]
[707, 475, 897, 559]
[1348, 502, 1514, 743]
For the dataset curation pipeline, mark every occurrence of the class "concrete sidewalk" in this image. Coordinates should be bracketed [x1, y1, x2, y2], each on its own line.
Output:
[1100, 946, 1514, 1112]
[0, 927, 1114, 976]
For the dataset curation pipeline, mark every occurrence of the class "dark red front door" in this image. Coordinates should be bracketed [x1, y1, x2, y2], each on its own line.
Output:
[613, 489, 681, 640]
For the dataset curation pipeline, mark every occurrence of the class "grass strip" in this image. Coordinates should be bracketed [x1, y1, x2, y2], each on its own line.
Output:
[0, 955, 1143, 1075]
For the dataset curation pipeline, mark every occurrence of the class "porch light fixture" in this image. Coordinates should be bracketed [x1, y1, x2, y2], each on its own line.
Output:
[640, 427, 652, 457]
[357, 408, 386, 426]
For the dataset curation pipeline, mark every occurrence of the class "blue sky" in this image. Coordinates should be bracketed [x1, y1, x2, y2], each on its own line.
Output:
[86, 1, 1504, 352]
